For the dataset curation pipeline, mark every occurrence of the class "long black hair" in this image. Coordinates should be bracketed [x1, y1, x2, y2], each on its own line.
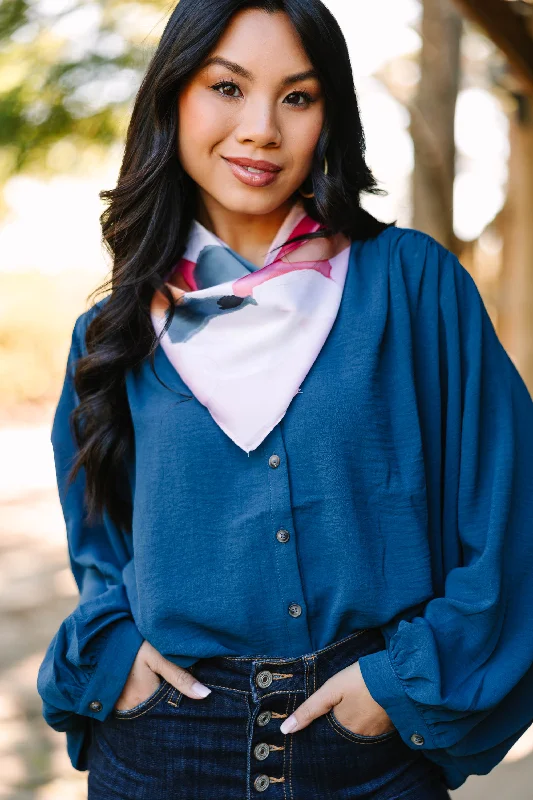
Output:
[69, 0, 395, 532]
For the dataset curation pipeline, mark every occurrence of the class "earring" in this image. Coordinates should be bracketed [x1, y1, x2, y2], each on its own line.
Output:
[299, 157, 329, 199]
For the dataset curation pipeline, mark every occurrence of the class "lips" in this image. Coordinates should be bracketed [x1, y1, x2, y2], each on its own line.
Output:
[222, 156, 282, 173]
[222, 155, 282, 188]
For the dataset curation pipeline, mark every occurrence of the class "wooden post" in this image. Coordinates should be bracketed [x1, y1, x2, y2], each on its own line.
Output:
[410, 0, 462, 249]
[451, 0, 533, 92]
[449, 0, 533, 390]
[500, 93, 533, 391]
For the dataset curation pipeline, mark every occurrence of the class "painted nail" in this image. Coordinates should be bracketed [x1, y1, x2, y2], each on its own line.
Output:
[192, 681, 212, 698]
[280, 714, 298, 734]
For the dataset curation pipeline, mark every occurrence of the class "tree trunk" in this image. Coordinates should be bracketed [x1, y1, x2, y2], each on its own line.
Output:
[499, 93, 533, 392]
[411, 0, 463, 250]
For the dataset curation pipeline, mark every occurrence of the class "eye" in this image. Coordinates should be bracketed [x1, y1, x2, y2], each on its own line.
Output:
[209, 82, 317, 108]
[284, 91, 315, 108]
[210, 80, 243, 99]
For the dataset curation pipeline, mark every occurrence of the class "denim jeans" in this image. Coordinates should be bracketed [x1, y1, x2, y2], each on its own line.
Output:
[87, 627, 451, 799]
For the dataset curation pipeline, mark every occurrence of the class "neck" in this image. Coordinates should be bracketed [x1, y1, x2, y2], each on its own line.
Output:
[195, 193, 298, 268]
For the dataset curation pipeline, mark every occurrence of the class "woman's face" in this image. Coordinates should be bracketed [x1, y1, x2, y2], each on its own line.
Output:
[177, 8, 325, 218]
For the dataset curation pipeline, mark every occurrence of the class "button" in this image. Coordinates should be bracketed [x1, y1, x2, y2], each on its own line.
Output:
[288, 603, 302, 617]
[268, 454, 280, 468]
[254, 742, 270, 760]
[257, 710, 272, 726]
[410, 733, 425, 746]
[89, 700, 103, 712]
[276, 528, 290, 543]
[256, 670, 273, 688]
[254, 774, 270, 792]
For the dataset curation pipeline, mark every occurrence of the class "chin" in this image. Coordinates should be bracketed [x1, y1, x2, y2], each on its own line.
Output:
[209, 187, 296, 216]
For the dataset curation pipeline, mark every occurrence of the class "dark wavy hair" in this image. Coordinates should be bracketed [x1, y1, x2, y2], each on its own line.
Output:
[69, 0, 395, 533]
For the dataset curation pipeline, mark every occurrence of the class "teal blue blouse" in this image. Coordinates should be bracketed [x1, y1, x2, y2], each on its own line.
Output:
[36, 225, 533, 790]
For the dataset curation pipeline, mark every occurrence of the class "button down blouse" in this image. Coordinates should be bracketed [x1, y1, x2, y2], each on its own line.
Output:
[36, 225, 533, 790]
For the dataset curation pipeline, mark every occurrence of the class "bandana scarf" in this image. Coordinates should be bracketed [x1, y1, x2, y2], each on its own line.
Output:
[150, 200, 351, 453]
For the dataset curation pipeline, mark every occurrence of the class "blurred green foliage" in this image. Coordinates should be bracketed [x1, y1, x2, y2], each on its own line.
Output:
[0, 1, 174, 416]
[0, 0, 172, 180]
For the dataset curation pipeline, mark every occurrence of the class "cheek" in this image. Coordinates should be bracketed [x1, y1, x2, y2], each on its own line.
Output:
[284, 112, 324, 175]
[178, 92, 231, 163]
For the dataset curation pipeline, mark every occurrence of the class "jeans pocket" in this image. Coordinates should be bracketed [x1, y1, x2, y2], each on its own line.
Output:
[112, 678, 173, 719]
[326, 707, 400, 744]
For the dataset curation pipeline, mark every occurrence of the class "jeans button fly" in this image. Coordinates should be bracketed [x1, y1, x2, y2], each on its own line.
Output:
[257, 710, 272, 726]
[256, 670, 273, 688]
[254, 774, 270, 792]
[254, 742, 270, 760]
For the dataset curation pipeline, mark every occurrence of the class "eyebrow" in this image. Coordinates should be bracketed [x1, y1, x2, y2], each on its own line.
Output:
[201, 56, 319, 87]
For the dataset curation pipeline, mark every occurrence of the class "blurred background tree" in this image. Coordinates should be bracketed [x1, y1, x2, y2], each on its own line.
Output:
[0, 0, 172, 421]
[374, 0, 533, 389]
[0, 0, 170, 182]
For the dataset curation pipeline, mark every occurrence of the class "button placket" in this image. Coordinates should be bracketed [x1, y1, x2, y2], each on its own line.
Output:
[251, 679, 293, 794]
[265, 432, 312, 655]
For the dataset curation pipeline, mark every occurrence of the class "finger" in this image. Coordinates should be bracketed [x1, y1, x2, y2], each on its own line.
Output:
[150, 658, 212, 700]
[115, 675, 162, 710]
[279, 684, 340, 734]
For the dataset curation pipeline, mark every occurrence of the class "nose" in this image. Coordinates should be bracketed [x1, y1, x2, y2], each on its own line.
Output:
[234, 97, 281, 148]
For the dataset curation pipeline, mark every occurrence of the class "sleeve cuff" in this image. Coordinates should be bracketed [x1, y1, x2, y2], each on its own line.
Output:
[77, 617, 144, 721]
[358, 647, 438, 751]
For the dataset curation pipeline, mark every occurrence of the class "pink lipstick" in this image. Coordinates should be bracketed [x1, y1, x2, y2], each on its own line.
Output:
[222, 156, 282, 188]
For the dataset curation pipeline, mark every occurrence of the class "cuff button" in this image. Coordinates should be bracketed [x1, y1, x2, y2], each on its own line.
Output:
[89, 700, 103, 712]
[410, 733, 425, 746]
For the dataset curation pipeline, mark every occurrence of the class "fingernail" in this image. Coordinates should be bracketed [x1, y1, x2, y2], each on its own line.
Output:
[280, 714, 298, 734]
[192, 681, 211, 698]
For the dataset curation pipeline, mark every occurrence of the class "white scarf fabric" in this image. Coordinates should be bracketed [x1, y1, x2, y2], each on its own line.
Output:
[150, 200, 351, 453]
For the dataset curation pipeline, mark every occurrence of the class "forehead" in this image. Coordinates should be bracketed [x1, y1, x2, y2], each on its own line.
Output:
[202, 8, 315, 78]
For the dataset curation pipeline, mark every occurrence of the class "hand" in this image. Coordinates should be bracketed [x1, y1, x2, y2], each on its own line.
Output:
[279, 660, 395, 736]
[113, 640, 212, 712]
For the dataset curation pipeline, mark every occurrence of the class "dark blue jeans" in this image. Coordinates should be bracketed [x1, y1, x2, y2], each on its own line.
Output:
[87, 627, 451, 798]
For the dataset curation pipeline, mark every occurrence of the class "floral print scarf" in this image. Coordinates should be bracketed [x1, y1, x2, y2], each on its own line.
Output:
[150, 200, 351, 453]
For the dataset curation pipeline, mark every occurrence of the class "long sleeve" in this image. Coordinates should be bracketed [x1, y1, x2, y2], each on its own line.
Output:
[36, 308, 144, 770]
[358, 240, 533, 780]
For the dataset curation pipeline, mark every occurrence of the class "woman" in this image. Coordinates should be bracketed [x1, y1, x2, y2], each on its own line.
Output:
[37, 1, 533, 798]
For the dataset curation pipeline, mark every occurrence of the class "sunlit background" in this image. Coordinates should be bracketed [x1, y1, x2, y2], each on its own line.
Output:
[1, 0, 533, 797]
